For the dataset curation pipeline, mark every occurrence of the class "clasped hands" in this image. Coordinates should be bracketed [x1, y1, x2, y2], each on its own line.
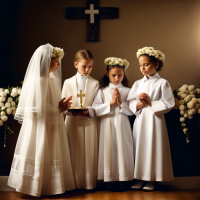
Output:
[110, 88, 122, 106]
[137, 93, 152, 111]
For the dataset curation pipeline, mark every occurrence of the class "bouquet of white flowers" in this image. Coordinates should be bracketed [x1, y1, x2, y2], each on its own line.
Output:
[0, 85, 22, 147]
[173, 84, 200, 143]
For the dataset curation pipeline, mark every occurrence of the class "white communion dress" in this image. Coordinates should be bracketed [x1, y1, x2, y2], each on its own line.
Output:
[92, 83, 134, 182]
[127, 73, 175, 181]
[7, 44, 75, 196]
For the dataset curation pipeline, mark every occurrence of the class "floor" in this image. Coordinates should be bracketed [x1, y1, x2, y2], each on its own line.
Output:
[1, 189, 200, 200]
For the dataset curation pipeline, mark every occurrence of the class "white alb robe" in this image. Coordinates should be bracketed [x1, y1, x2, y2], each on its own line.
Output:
[62, 73, 99, 189]
[8, 77, 75, 196]
[92, 83, 134, 182]
[127, 73, 174, 181]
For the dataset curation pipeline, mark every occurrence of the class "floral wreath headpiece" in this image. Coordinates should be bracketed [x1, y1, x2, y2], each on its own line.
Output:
[52, 47, 65, 59]
[104, 57, 129, 69]
[136, 47, 165, 61]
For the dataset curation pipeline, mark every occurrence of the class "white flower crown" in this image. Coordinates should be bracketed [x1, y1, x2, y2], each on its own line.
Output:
[104, 57, 129, 69]
[52, 47, 64, 59]
[136, 47, 165, 61]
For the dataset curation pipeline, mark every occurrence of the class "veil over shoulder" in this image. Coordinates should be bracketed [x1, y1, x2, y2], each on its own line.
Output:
[8, 44, 75, 196]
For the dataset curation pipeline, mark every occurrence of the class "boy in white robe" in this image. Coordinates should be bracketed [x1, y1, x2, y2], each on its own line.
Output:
[62, 50, 99, 189]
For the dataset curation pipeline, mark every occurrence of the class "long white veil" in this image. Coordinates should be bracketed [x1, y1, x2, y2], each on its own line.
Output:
[15, 43, 62, 123]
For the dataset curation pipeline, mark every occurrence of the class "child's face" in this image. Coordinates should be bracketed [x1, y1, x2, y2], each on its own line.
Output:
[139, 55, 158, 78]
[49, 57, 60, 73]
[106, 67, 124, 85]
[74, 59, 93, 76]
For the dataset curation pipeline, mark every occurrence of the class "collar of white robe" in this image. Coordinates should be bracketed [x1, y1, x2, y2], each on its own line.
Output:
[76, 72, 88, 80]
[143, 73, 160, 82]
[109, 82, 122, 89]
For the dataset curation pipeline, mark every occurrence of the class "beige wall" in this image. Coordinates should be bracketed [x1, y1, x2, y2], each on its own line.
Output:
[6, 0, 200, 89]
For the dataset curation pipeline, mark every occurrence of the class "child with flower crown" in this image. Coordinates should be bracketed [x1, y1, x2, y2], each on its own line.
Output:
[127, 47, 175, 191]
[62, 50, 99, 190]
[92, 57, 134, 192]
[8, 44, 75, 196]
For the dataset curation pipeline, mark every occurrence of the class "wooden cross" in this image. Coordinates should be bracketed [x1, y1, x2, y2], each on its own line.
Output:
[77, 90, 85, 108]
[66, 0, 118, 42]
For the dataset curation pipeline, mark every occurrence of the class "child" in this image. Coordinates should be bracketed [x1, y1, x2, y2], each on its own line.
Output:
[7, 44, 75, 196]
[92, 57, 134, 192]
[127, 47, 175, 191]
[62, 50, 99, 189]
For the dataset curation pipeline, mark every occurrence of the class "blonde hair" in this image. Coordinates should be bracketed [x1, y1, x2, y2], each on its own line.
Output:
[75, 50, 94, 63]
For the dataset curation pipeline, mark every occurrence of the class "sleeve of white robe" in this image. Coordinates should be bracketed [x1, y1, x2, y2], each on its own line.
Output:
[87, 84, 99, 119]
[119, 101, 134, 116]
[92, 89, 113, 116]
[149, 80, 175, 116]
[61, 80, 71, 117]
[127, 81, 142, 116]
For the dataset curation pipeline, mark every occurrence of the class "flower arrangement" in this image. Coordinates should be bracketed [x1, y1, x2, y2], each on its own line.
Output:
[173, 84, 200, 143]
[104, 57, 129, 69]
[136, 47, 165, 61]
[52, 47, 64, 59]
[0, 86, 21, 147]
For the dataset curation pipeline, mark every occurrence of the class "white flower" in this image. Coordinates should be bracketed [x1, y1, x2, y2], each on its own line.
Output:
[0, 91, 7, 97]
[180, 117, 185, 122]
[188, 115, 193, 119]
[4, 89, 9, 94]
[104, 58, 110, 65]
[1, 106, 6, 110]
[0, 88, 3, 92]
[179, 85, 188, 93]
[123, 59, 129, 69]
[5, 102, 11, 108]
[6, 108, 12, 115]
[12, 88, 18, 93]
[188, 85, 195, 91]
[118, 58, 124, 66]
[145, 49, 150, 54]
[184, 95, 192, 102]
[187, 101, 195, 109]
[181, 123, 186, 126]
[0, 120, 3, 126]
[183, 128, 188, 133]
[1, 111, 6, 116]
[7, 97, 13, 102]
[10, 101, 15, 106]
[1, 115, 8, 121]
[0, 97, 6, 102]
[179, 105, 185, 111]
[149, 50, 156, 56]
[17, 88, 22, 95]
[177, 92, 183, 97]
[180, 111, 184, 115]
[196, 88, 200, 94]
[115, 59, 120, 64]
[181, 93, 187, 98]
[195, 103, 200, 109]
[11, 92, 17, 97]
[12, 110, 16, 116]
[11, 106, 16, 111]
[138, 49, 143, 54]
[188, 108, 197, 115]
[184, 114, 188, 118]
[0, 102, 4, 107]
[179, 100, 184, 105]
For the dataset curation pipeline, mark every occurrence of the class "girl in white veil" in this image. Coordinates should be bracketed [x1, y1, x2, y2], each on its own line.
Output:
[7, 43, 75, 196]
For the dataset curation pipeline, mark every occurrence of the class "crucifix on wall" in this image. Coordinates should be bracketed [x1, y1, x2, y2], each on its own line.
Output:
[66, 0, 118, 42]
